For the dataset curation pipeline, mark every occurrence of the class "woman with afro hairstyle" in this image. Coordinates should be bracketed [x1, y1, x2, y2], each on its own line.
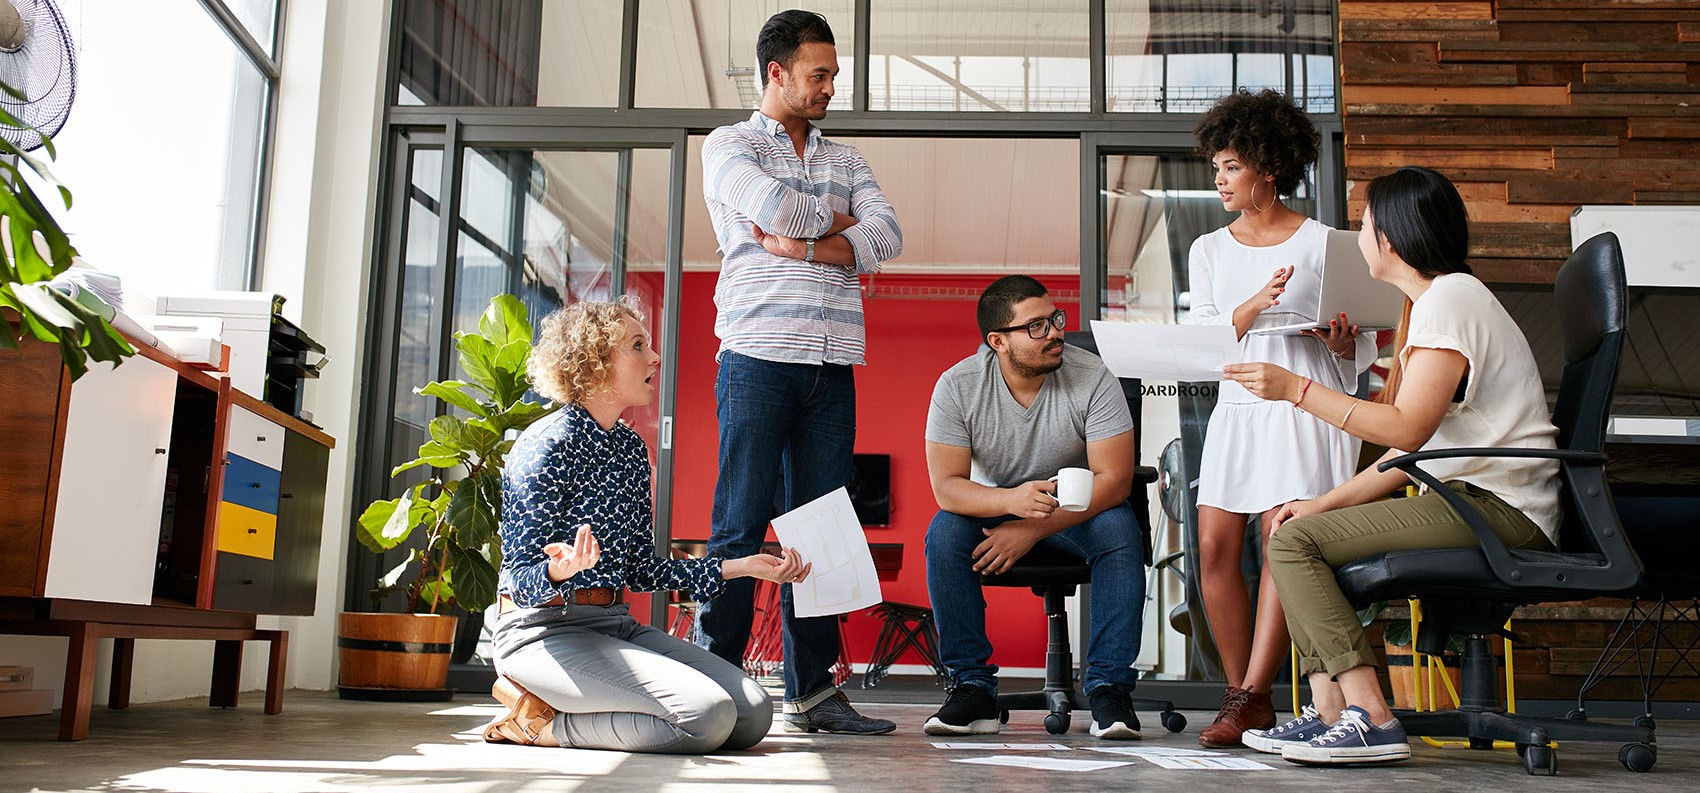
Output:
[1186, 89, 1376, 748]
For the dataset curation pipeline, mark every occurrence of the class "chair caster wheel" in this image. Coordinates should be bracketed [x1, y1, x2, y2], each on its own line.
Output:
[1161, 711, 1187, 733]
[1619, 742, 1655, 773]
[1524, 745, 1557, 776]
[1565, 708, 1587, 721]
[1632, 715, 1655, 730]
[1044, 712, 1069, 734]
[998, 709, 1009, 725]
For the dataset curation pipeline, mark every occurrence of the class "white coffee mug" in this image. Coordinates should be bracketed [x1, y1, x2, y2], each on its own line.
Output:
[1050, 467, 1094, 512]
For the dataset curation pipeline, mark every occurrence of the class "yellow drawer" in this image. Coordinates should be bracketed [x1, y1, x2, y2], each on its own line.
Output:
[217, 502, 278, 560]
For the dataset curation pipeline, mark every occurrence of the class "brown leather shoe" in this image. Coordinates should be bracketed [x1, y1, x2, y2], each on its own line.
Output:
[1198, 686, 1277, 748]
[483, 675, 558, 746]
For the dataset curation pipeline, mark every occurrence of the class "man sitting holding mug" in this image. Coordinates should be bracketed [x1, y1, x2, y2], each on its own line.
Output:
[921, 274, 1146, 739]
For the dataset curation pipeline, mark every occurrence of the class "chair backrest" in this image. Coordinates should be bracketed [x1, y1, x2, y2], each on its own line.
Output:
[1551, 231, 1628, 456]
[1547, 234, 1634, 564]
[1063, 329, 1153, 564]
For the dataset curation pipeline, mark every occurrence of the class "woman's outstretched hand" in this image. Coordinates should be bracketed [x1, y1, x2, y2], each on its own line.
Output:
[725, 547, 813, 584]
[543, 524, 601, 582]
[1222, 361, 1305, 402]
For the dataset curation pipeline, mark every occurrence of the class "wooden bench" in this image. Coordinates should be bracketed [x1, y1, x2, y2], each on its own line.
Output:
[0, 597, 287, 741]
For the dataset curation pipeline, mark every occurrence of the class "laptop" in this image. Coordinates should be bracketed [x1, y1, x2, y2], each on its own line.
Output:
[1248, 229, 1406, 335]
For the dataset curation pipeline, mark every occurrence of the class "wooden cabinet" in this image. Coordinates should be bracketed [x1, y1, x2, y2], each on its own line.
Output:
[0, 334, 335, 615]
[209, 395, 332, 615]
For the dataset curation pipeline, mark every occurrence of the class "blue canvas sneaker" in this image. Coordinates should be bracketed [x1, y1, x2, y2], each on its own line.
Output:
[1242, 704, 1328, 754]
[1281, 706, 1411, 765]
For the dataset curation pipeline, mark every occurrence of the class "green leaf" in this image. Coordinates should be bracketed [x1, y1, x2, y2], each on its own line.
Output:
[356, 489, 420, 552]
[446, 469, 499, 547]
[415, 440, 463, 468]
[417, 380, 492, 418]
[446, 538, 500, 612]
[373, 549, 424, 599]
[486, 399, 557, 435]
[8, 282, 78, 330]
[456, 333, 499, 390]
[416, 578, 454, 614]
[479, 294, 530, 348]
[389, 457, 432, 477]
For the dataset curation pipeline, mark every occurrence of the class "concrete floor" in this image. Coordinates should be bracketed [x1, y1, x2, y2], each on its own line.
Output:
[0, 680, 1694, 792]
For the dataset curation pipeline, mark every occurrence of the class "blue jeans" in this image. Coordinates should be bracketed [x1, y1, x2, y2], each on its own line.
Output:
[925, 502, 1146, 696]
[696, 351, 855, 703]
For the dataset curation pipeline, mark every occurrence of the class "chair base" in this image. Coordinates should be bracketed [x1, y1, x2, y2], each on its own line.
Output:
[995, 686, 1187, 736]
[1397, 706, 1655, 775]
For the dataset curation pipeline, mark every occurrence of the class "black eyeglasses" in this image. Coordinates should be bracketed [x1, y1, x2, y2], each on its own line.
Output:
[992, 309, 1067, 340]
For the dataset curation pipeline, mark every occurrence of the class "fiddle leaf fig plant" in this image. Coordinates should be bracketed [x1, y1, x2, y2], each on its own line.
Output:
[0, 78, 134, 379]
[356, 294, 558, 614]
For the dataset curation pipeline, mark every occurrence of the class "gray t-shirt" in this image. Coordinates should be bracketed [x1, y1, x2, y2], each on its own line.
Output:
[925, 345, 1134, 488]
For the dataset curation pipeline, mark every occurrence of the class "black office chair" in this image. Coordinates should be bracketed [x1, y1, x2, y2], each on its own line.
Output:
[980, 330, 1186, 736]
[1332, 231, 1656, 774]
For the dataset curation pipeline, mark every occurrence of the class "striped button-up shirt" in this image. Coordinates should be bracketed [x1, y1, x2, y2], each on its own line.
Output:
[702, 111, 903, 365]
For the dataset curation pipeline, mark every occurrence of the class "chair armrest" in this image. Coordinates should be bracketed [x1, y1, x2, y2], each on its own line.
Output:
[1377, 447, 1604, 473]
[1381, 460, 1523, 586]
[1135, 465, 1157, 485]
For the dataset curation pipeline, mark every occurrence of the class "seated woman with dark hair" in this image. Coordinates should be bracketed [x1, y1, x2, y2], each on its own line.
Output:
[1222, 166, 1561, 766]
[482, 298, 811, 754]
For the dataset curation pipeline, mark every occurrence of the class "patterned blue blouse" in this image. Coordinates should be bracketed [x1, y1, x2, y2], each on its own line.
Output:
[499, 403, 725, 608]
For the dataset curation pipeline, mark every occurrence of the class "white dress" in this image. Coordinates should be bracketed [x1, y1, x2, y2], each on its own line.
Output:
[1188, 218, 1376, 514]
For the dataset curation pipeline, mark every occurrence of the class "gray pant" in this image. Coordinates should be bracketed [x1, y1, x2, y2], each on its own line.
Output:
[1268, 481, 1553, 678]
[492, 602, 772, 753]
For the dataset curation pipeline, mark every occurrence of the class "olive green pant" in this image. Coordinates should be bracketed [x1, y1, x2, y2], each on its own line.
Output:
[1267, 481, 1554, 678]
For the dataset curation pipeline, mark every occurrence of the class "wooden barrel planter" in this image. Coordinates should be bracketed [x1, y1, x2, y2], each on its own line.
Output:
[337, 612, 458, 701]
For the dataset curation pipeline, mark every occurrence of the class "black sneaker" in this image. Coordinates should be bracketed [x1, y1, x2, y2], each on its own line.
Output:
[923, 685, 1000, 736]
[1088, 687, 1142, 740]
[782, 691, 897, 735]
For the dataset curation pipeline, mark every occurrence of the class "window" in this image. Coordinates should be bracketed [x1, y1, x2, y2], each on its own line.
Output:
[41, 0, 280, 296]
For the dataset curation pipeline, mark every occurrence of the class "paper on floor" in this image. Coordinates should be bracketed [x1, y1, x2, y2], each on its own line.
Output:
[953, 755, 1132, 772]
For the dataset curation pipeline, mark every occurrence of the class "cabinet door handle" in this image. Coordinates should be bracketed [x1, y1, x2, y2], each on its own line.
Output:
[247, 528, 257, 534]
[280, 493, 294, 499]
[257, 436, 267, 442]
[154, 448, 167, 454]
[250, 482, 262, 489]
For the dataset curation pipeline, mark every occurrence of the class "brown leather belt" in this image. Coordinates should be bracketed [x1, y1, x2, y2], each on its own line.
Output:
[498, 588, 621, 614]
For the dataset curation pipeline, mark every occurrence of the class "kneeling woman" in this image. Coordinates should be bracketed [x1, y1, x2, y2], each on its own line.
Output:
[1222, 166, 1561, 765]
[485, 299, 810, 754]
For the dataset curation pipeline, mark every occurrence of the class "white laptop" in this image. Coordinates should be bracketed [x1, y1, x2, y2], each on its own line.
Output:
[1248, 229, 1406, 335]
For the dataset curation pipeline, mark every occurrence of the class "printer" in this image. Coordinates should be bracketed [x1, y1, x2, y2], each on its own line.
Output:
[155, 291, 327, 421]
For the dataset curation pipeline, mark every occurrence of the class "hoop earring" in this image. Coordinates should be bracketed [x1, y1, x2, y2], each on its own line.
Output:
[1252, 180, 1276, 213]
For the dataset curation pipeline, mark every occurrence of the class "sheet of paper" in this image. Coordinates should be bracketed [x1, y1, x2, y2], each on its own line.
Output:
[1085, 746, 1228, 758]
[953, 755, 1132, 773]
[1088, 319, 1239, 382]
[932, 742, 1071, 751]
[769, 487, 883, 618]
[1140, 755, 1275, 771]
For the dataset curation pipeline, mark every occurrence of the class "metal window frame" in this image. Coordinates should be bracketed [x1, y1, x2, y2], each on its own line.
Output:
[198, 0, 285, 290]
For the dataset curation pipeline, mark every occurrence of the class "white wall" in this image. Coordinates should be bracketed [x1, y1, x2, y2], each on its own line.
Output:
[1, 0, 391, 708]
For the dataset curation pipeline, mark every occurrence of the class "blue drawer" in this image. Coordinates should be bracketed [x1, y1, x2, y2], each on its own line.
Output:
[224, 453, 282, 514]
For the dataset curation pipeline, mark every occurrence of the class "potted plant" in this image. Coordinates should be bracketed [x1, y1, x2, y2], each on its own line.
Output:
[338, 295, 557, 699]
[0, 79, 133, 378]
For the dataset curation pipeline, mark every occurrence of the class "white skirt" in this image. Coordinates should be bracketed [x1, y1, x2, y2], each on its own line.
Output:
[1196, 399, 1361, 515]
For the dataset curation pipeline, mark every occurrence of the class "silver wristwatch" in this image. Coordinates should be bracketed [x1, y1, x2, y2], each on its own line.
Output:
[804, 237, 816, 263]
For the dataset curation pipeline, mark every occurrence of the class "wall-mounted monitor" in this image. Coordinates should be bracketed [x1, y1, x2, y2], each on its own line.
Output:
[849, 453, 892, 527]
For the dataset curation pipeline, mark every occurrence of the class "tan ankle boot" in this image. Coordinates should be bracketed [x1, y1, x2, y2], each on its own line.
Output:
[483, 675, 558, 746]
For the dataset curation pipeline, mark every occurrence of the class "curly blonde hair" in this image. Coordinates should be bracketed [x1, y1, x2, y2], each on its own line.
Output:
[527, 296, 644, 405]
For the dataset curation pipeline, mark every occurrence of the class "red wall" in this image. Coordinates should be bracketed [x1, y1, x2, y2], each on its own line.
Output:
[660, 271, 1081, 671]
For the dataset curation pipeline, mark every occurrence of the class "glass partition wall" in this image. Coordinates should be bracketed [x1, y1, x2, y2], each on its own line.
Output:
[362, 0, 1342, 689]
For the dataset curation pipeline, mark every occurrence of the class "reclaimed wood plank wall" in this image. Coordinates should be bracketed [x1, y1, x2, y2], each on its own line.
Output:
[1338, 0, 1700, 283]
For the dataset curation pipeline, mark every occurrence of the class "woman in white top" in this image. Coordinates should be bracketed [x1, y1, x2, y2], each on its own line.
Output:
[1188, 90, 1376, 748]
[1223, 166, 1560, 766]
